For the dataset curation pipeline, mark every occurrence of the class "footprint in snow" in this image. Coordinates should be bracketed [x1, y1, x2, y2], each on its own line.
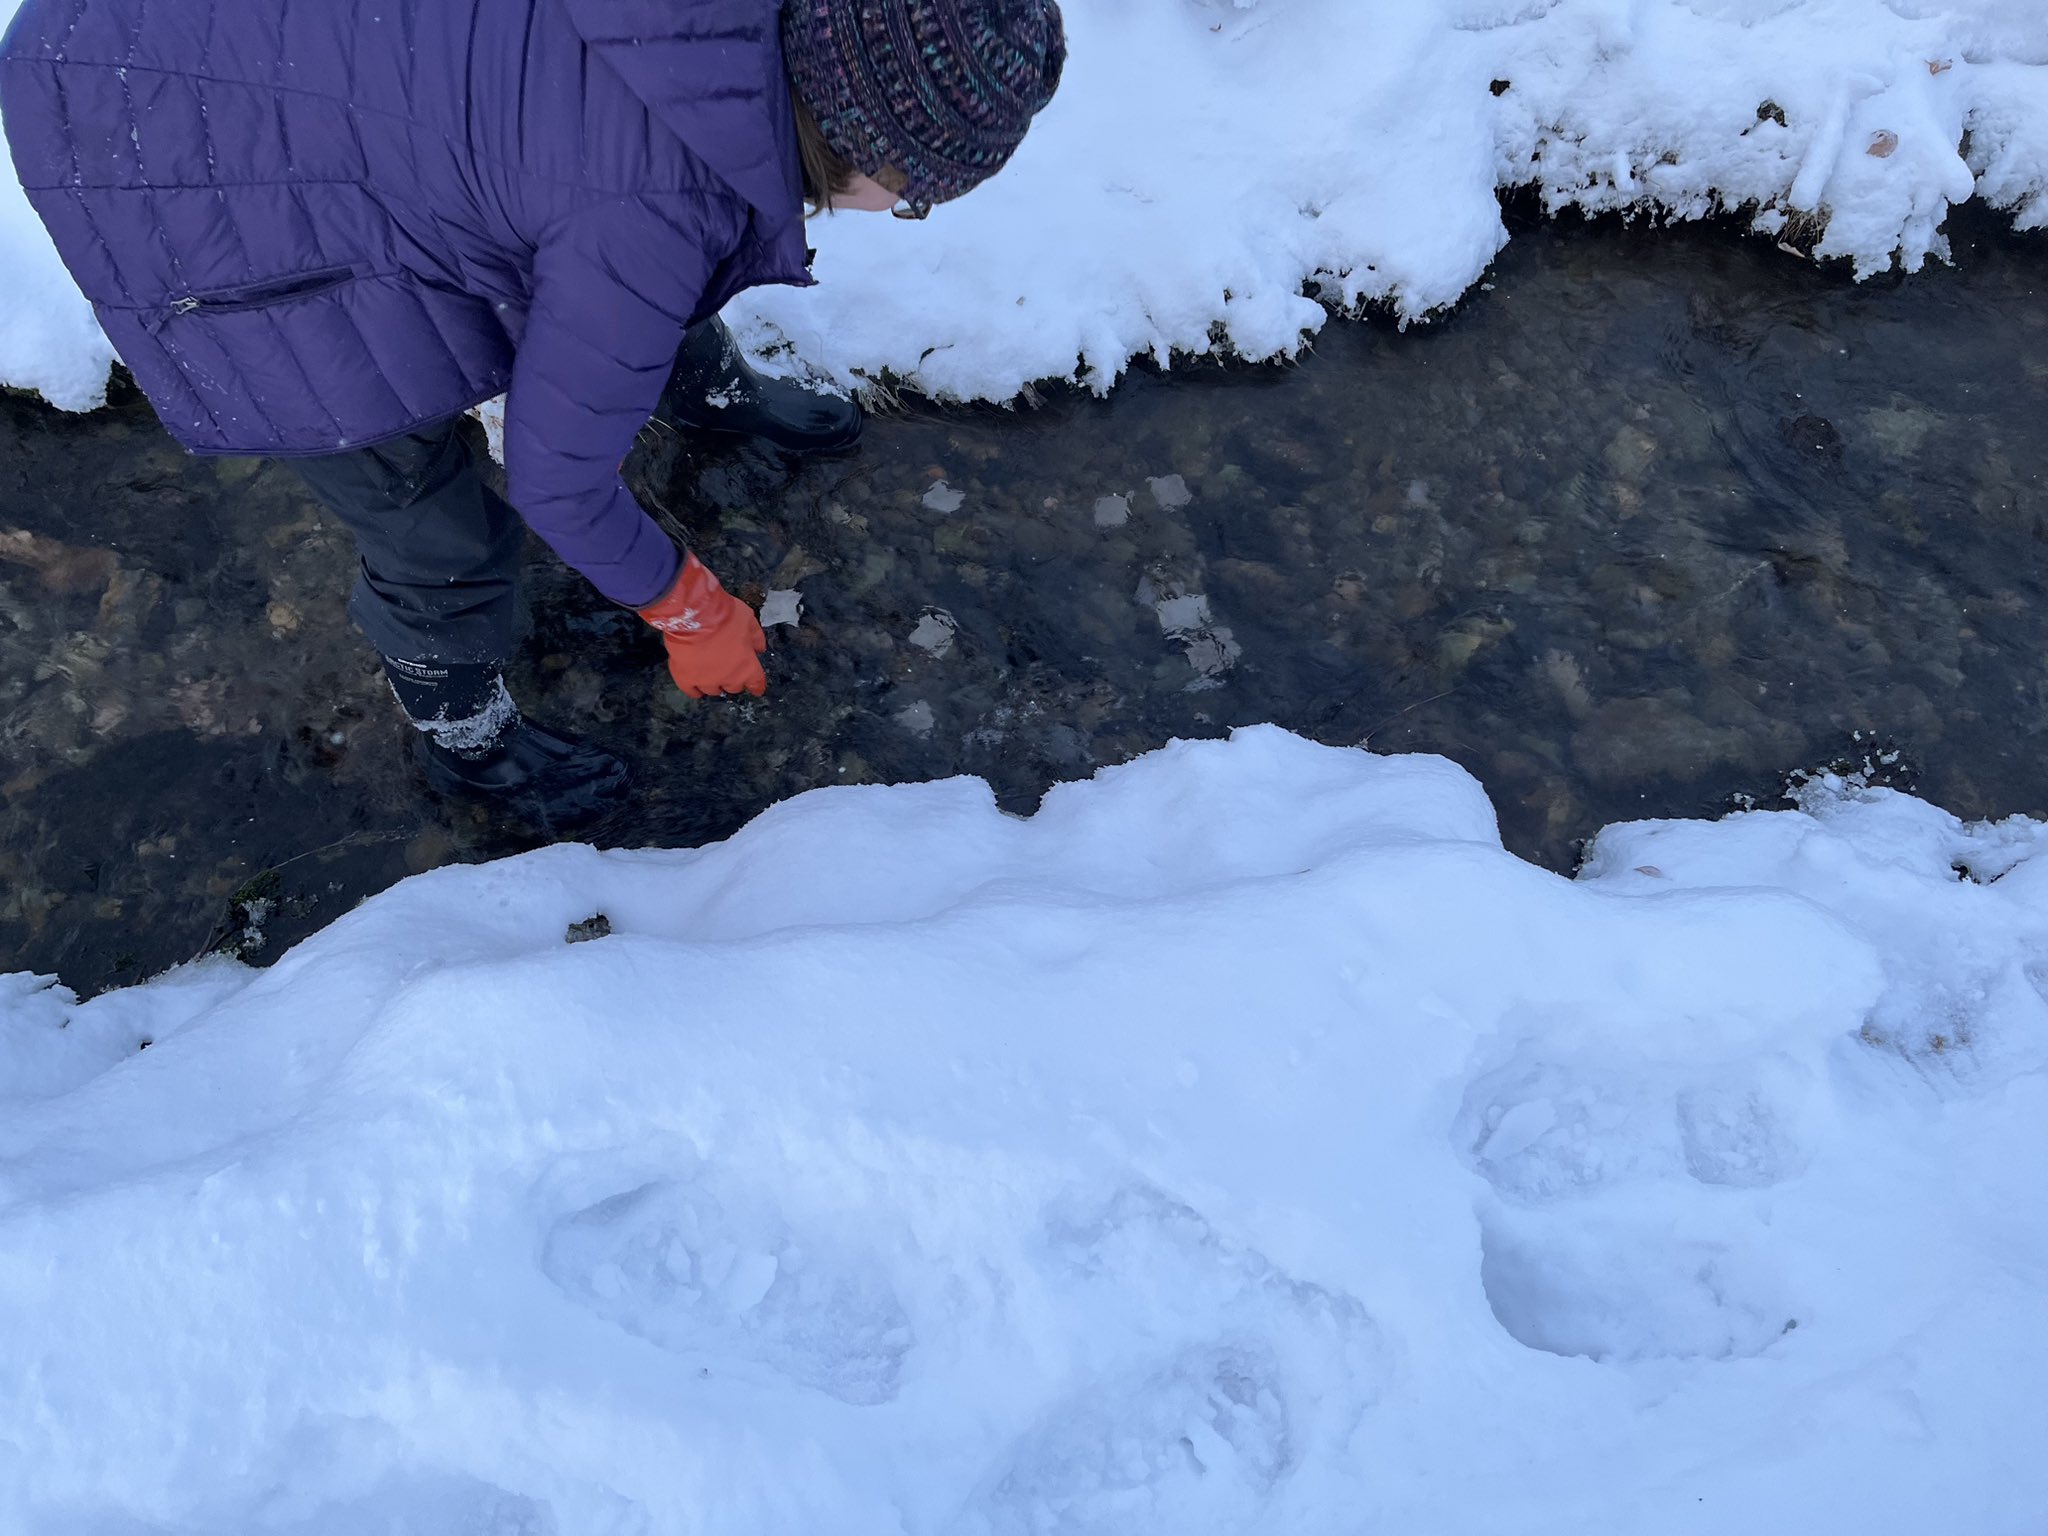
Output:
[255, 1469, 560, 1535]
[1478, 1208, 1797, 1363]
[963, 1185, 1380, 1533]
[1455, 1048, 1814, 1203]
[975, 1341, 1294, 1535]
[1455, 1043, 1814, 1362]
[541, 1179, 913, 1406]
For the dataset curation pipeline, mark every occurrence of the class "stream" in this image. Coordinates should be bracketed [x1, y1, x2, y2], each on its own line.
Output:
[3, 201, 2043, 992]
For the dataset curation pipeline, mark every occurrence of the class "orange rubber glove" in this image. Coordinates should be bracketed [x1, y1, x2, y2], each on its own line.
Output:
[636, 553, 768, 699]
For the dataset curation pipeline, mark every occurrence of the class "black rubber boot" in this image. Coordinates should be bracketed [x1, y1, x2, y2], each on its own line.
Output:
[657, 315, 864, 454]
[413, 718, 630, 829]
[386, 660, 629, 828]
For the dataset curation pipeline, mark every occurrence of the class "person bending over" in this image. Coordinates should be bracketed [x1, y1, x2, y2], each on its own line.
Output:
[1, 0, 1065, 821]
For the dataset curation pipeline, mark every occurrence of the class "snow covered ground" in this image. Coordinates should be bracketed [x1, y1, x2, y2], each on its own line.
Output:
[5, 0, 2047, 408]
[6, 8, 2046, 1524]
[4, 728, 2046, 1533]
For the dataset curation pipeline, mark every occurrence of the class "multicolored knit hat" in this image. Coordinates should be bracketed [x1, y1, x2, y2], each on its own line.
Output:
[782, 0, 1067, 209]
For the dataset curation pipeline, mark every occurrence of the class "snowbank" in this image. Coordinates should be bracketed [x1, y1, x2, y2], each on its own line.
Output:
[4, 0, 2046, 408]
[4, 728, 2045, 1533]
[0, 154, 114, 410]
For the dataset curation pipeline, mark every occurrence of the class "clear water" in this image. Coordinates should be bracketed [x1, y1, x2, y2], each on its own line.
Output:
[4, 204, 2044, 992]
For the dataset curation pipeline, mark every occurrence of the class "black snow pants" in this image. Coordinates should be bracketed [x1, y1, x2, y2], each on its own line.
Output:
[291, 416, 524, 723]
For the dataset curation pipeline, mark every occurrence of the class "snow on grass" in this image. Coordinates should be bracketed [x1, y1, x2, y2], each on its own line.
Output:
[3, 728, 2046, 1532]
[5, 0, 2047, 408]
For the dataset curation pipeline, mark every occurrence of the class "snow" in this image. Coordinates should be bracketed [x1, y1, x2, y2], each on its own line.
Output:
[744, 0, 2048, 398]
[5, 0, 2047, 407]
[0, 159, 115, 410]
[4, 727, 2046, 1533]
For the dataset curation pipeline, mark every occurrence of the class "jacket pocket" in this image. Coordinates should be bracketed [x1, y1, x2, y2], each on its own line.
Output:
[147, 267, 356, 333]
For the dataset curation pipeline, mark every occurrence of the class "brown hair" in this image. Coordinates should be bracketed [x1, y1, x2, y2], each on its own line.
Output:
[793, 94, 856, 212]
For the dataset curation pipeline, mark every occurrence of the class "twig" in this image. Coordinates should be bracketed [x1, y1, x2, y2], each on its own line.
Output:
[1359, 687, 1459, 749]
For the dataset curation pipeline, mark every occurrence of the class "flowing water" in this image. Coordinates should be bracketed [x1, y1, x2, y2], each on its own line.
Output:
[4, 203, 2044, 992]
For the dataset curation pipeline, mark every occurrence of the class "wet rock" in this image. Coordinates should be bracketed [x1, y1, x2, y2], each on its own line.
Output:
[1437, 616, 1512, 673]
[1864, 404, 1937, 457]
[933, 523, 990, 559]
[824, 502, 870, 536]
[1778, 413, 1844, 461]
[165, 677, 234, 735]
[260, 512, 323, 551]
[1242, 426, 1320, 476]
[847, 548, 899, 595]
[96, 568, 162, 636]
[770, 545, 829, 587]
[1571, 696, 1786, 787]
[1212, 558, 1290, 606]
[1040, 723, 1092, 767]
[405, 828, 454, 874]
[1199, 463, 1257, 504]
[1603, 426, 1657, 483]
[997, 516, 1068, 564]
[0, 528, 119, 595]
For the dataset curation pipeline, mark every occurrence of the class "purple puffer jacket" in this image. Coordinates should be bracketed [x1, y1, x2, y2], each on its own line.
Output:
[0, 0, 815, 605]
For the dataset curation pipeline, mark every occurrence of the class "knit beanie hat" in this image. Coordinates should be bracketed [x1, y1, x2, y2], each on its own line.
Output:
[782, 0, 1067, 210]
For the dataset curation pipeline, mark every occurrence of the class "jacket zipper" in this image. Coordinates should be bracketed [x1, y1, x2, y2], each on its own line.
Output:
[149, 268, 355, 332]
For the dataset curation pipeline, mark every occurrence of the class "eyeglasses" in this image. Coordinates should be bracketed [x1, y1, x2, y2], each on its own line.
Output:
[871, 165, 929, 221]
